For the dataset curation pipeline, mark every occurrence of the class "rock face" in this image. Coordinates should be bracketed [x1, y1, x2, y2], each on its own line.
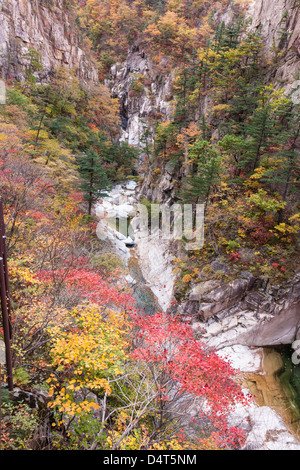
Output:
[188, 276, 256, 321]
[134, 230, 176, 312]
[247, 0, 300, 99]
[248, 0, 300, 53]
[0, 0, 98, 82]
[105, 44, 174, 148]
[186, 271, 300, 350]
[237, 277, 300, 347]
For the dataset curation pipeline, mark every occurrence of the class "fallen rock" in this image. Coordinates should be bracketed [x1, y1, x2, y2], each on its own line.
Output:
[193, 278, 254, 321]
[210, 257, 231, 275]
[189, 280, 221, 301]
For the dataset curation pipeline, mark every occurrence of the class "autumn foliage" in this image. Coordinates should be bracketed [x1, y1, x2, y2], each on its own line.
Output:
[131, 311, 249, 449]
[1, 0, 299, 452]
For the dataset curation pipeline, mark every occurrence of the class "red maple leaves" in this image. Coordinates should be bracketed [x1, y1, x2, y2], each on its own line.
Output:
[131, 311, 250, 449]
[36, 268, 135, 310]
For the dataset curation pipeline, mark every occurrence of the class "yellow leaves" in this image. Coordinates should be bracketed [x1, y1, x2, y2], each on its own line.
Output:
[50, 194, 84, 232]
[144, 22, 160, 38]
[0, 121, 22, 156]
[47, 304, 130, 421]
[181, 273, 193, 283]
[159, 120, 172, 129]
[198, 46, 221, 63]
[270, 222, 299, 240]
[289, 213, 300, 224]
[249, 189, 286, 213]
[106, 413, 153, 450]
[49, 394, 100, 417]
[197, 14, 214, 40]
[144, 8, 198, 60]
[84, 83, 121, 136]
[167, 0, 182, 12]
[211, 104, 232, 115]
[235, 0, 251, 5]
[150, 438, 192, 451]
[238, 228, 246, 239]
[273, 223, 295, 234]
[181, 267, 198, 284]
[248, 166, 266, 181]
[219, 181, 229, 192]
[176, 122, 201, 147]
[9, 258, 41, 287]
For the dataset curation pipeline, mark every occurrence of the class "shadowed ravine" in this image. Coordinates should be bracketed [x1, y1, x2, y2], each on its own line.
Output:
[127, 255, 161, 316]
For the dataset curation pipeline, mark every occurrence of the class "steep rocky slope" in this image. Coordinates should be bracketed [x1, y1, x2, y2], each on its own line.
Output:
[0, 0, 299, 450]
[247, 0, 300, 95]
[105, 44, 174, 148]
[102, 0, 300, 351]
[105, 0, 300, 152]
[0, 0, 98, 82]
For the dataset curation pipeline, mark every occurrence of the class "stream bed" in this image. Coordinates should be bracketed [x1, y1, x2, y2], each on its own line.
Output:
[127, 256, 161, 315]
[95, 181, 162, 315]
[95, 181, 300, 450]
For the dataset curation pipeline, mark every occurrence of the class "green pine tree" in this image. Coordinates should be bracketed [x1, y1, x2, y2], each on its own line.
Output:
[79, 148, 111, 215]
[241, 86, 290, 172]
[265, 102, 300, 222]
[179, 138, 222, 214]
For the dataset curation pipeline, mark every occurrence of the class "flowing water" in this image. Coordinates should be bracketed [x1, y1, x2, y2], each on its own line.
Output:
[277, 346, 300, 435]
[244, 346, 300, 440]
[128, 256, 161, 315]
[96, 183, 161, 316]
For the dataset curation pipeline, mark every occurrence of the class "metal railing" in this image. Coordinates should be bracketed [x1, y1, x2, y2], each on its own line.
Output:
[0, 196, 13, 391]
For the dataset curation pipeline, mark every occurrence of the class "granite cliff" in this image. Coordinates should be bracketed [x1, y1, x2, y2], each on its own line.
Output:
[0, 0, 98, 82]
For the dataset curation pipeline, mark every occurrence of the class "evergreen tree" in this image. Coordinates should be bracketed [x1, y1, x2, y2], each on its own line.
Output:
[279, 106, 300, 202]
[266, 102, 300, 217]
[79, 149, 111, 215]
[240, 86, 290, 172]
[179, 138, 222, 213]
[219, 134, 249, 178]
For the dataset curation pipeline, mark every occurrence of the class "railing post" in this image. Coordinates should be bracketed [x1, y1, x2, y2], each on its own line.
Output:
[0, 197, 13, 391]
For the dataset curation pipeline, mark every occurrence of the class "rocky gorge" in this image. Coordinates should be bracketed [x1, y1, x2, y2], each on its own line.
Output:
[0, 0, 300, 451]
[92, 0, 300, 449]
[93, 179, 300, 450]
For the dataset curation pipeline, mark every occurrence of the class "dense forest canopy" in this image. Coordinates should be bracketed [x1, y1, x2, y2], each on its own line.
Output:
[73, 0, 300, 286]
[0, 0, 299, 451]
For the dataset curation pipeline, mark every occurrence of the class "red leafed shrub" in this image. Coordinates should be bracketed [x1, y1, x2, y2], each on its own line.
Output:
[227, 251, 241, 261]
[131, 312, 250, 449]
[36, 268, 135, 311]
[242, 217, 274, 245]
